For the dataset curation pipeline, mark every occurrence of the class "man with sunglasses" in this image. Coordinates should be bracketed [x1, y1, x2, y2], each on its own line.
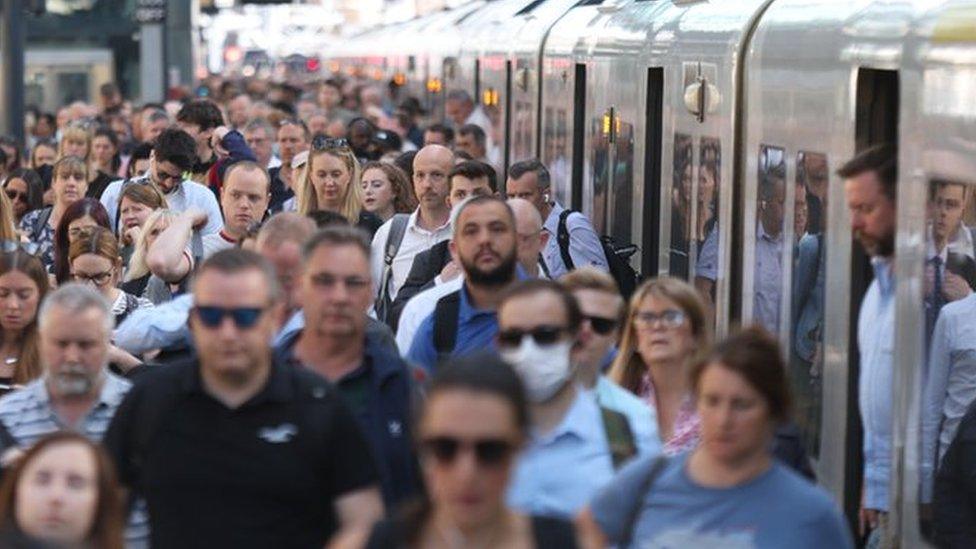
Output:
[275, 226, 421, 509]
[496, 279, 658, 519]
[99, 129, 223, 236]
[104, 249, 384, 548]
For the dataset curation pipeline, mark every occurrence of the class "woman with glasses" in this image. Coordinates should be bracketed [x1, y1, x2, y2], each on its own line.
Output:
[583, 328, 852, 548]
[0, 432, 125, 549]
[608, 277, 710, 456]
[69, 227, 152, 328]
[297, 138, 383, 237]
[360, 161, 417, 222]
[359, 353, 580, 549]
[52, 198, 112, 285]
[0, 250, 48, 390]
[2, 169, 43, 225]
[19, 156, 90, 273]
[116, 183, 166, 267]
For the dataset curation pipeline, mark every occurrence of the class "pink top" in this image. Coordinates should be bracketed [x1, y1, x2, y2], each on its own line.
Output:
[639, 373, 701, 456]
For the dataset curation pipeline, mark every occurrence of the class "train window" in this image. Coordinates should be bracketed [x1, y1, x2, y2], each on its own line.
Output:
[753, 144, 786, 334]
[610, 120, 635, 242]
[669, 134, 693, 278]
[590, 117, 610, 233]
[790, 151, 829, 457]
[693, 137, 721, 317]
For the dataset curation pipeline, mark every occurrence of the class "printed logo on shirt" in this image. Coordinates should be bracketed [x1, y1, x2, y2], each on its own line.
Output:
[388, 420, 403, 437]
[257, 423, 298, 444]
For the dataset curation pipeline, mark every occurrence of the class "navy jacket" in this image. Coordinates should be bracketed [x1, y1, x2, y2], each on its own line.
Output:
[274, 330, 422, 508]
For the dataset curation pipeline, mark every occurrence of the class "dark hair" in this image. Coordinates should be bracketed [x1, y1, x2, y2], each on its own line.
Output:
[176, 99, 224, 130]
[54, 198, 112, 284]
[457, 124, 486, 147]
[394, 150, 417, 183]
[0, 251, 48, 383]
[0, 135, 21, 169]
[307, 209, 350, 228]
[152, 129, 198, 172]
[194, 248, 281, 302]
[508, 158, 551, 190]
[449, 160, 497, 193]
[2, 168, 44, 216]
[0, 432, 125, 549]
[146, 109, 170, 125]
[836, 143, 897, 202]
[92, 127, 121, 173]
[453, 149, 473, 162]
[498, 278, 583, 333]
[690, 325, 792, 423]
[126, 142, 154, 178]
[424, 123, 454, 144]
[446, 89, 474, 104]
[301, 225, 371, 264]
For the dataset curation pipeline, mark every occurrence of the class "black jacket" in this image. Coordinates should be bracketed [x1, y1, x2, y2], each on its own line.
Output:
[389, 240, 452, 330]
[934, 399, 976, 547]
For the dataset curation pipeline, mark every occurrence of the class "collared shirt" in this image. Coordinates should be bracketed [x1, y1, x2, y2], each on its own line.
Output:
[858, 257, 896, 511]
[584, 376, 662, 456]
[640, 373, 701, 456]
[370, 209, 452, 301]
[99, 175, 223, 235]
[406, 282, 500, 373]
[922, 292, 976, 502]
[926, 223, 976, 262]
[695, 222, 719, 282]
[542, 201, 609, 280]
[754, 222, 784, 333]
[396, 276, 464, 354]
[507, 390, 629, 518]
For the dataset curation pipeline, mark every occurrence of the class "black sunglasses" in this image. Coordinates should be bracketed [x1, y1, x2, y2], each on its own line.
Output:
[4, 189, 26, 202]
[311, 135, 349, 151]
[583, 315, 619, 336]
[496, 325, 566, 349]
[0, 240, 41, 256]
[421, 436, 514, 468]
[193, 306, 264, 329]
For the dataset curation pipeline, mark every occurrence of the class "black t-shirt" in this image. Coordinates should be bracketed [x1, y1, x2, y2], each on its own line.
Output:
[103, 358, 378, 549]
[86, 171, 115, 200]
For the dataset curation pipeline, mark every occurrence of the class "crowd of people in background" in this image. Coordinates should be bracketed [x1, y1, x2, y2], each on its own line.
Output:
[0, 76, 863, 548]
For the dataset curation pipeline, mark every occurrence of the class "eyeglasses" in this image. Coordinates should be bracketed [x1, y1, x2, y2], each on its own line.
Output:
[0, 240, 41, 256]
[496, 325, 567, 349]
[4, 189, 26, 202]
[583, 315, 619, 336]
[634, 309, 686, 329]
[309, 273, 370, 291]
[192, 306, 265, 329]
[311, 135, 349, 151]
[420, 436, 514, 468]
[72, 270, 113, 286]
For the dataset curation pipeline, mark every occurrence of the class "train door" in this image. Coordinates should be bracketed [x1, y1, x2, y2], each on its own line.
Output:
[642, 67, 664, 277]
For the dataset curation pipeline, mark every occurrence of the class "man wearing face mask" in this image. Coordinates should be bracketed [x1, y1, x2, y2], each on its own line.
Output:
[497, 279, 659, 519]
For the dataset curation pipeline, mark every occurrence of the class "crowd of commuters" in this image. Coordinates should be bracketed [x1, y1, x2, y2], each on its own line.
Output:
[0, 75, 881, 548]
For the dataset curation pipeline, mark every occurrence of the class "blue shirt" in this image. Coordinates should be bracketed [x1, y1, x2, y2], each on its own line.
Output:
[542, 201, 609, 279]
[858, 257, 896, 511]
[591, 453, 853, 549]
[507, 389, 653, 518]
[100, 175, 223, 235]
[406, 282, 500, 373]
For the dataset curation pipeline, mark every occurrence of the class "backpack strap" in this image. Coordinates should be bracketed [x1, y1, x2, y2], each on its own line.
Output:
[376, 214, 410, 323]
[557, 209, 576, 271]
[599, 405, 638, 469]
[31, 207, 53, 238]
[432, 290, 462, 358]
[620, 455, 669, 547]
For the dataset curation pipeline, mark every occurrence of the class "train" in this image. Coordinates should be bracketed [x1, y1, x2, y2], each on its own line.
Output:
[324, 0, 976, 545]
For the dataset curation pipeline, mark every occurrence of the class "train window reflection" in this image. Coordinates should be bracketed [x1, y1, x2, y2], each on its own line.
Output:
[590, 117, 610, 234]
[669, 134, 693, 278]
[610, 121, 634, 242]
[920, 177, 976, 545]
[791, 151, 829, 457]
[754, 145, 786, 335]
[694, 137, 721, 315]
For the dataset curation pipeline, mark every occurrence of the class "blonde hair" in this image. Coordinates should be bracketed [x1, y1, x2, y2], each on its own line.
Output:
[0, 190, 16, 242]
[608, 276, 711, 393]
[125, 209, 179, 282]
[57, 126, 92, 163]
[297, 148, 363, 223]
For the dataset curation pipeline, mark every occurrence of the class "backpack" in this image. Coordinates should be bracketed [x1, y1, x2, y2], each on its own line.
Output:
[375, 214, 410, 325]
[556, 209, 639, 297]
[432, 289, 637, 468]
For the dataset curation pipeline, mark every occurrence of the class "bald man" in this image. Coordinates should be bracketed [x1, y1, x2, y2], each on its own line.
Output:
[371, 145, 455, 324]
[508, 198, 550, 278]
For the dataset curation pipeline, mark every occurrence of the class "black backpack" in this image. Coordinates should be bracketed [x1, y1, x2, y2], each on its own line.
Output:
[556, 209, 639, 297]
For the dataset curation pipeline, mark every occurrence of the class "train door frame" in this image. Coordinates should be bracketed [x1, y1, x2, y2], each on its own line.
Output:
[571, 63, 586, 211]
[504, 59, 514, 184]
[642, 67, 664, 278]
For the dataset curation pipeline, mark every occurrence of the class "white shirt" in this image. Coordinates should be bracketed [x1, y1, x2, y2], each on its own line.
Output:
[395, 276, 464, 354]
[370, 209, 452, 301]
[100, 176, 223, 236]
[202, 230, 237, 259]
[267, 156, 282, 170]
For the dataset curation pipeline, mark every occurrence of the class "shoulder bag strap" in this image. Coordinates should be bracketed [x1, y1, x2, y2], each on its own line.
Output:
[432, 290, 462, 357]
[557, 209, 576, 271]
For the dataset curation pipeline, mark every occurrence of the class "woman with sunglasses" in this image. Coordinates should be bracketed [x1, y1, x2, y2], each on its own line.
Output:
[117, 182, 167, 267]
[360, 353, 581, 549]
[608, 277, 710, 456]
[19, 156, 90, 273]
[583, 328, 852, 548]
[360, 161, 417, 222]
[0, 250, 48, 391]
[69, 227, 152, 328]
[297, 138, 383, 237]
[2, 169, 43, 225]
[52, 198, 112, 285]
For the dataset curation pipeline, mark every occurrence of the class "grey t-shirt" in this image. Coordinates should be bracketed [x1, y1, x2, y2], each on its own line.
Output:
[591, 453, 853, 549]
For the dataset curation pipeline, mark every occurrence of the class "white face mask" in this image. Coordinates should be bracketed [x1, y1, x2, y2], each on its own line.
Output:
[500, 337, 574, 402]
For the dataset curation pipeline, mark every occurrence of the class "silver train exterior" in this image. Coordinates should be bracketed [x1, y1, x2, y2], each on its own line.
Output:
[327, 0, 976, 544]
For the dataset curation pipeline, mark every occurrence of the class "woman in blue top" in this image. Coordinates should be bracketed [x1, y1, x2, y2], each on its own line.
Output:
[582, 327, 853, 548]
